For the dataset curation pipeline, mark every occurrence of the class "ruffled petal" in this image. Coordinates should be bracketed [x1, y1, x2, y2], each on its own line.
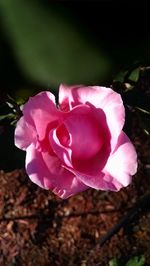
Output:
[49, 128, 73, 168]
[64, 104, 104, 159]
[15, 116, 36, 150]
[59, 84, 82, 111]
[49, 105, 94, 167]
[23, 91, 61, 141]
[59, 84, 125, 150]
[102, 131, 137, 189]
[50, 104, 110, 172]
[64, 160, 119, 191]
[63, 132, 137, 192]
[26, 143, 88, 199]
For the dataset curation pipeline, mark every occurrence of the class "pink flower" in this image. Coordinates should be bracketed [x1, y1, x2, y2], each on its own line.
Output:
[15, 85, 137, 199]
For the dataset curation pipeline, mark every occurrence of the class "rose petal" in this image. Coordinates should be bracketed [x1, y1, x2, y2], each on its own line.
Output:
[26, 143, 88, 199]
[63, 160, 114, 191]
[102, 131, 137, 188]
[23, 91, 61, 142]
[64, 105, 103, 159]
[50, 104, 110, 172]
[63, 132, 137, 192]
[50, 104, 111, 180]
[42, 151, 89, 198]
[59, 84, 82, 112]
[59, 84, 125, 150]
[64, 156, 125, 192]
[49, 128, 73, 168]
[49, 105, 92, 167]
[69, 104, 111, 176]
[15, 116, 36, 150]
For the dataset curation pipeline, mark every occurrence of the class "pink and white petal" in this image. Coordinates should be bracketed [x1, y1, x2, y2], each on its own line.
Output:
[42, 152, 88, 198]
[63, 131, 137, 192]
[59, 85, 125, 150]
[63, 143, 111, 190]
[102, 131, 137, 187]
[52, 176, 89, 199]
[23, 91, 62, 141]
[49, 128, 73, 168]
[26, 143, 88, 199]
[59, 84, 83, 111]
[42, 150, 88, 199]
[99, 88, 125, 150]
[15, 116, 36, 150]
[63, 165, 115, 191]
[26, 143, 51, 188]
[102, 173, 124, 191]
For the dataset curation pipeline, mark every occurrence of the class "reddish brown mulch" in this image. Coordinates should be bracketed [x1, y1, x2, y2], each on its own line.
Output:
[0, 117, 150, 266]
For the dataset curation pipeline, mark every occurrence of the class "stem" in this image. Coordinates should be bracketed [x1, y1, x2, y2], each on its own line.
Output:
[99, 193, 150, 246]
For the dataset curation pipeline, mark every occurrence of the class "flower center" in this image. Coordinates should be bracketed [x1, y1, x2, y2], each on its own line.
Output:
[56, 124, 71, 147]
[56, 112, 104, 160]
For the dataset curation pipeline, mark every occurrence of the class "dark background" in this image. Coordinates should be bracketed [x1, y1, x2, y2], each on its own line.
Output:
[0, 1, 150, 170]
[0, 2, 150, 90]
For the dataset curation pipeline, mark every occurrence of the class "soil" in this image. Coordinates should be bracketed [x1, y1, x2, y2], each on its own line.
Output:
[0, 78, 150, 265]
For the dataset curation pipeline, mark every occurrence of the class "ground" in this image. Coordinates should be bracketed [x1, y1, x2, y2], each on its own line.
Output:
[0, 79, 150, 266]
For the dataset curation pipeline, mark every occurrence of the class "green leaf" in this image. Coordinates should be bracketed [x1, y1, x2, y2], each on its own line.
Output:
[128, 68, 140, 82]
[0, 113, 15, 121]
[109, 256, 145, 266]
[109, 258, 119, 266]
[126, 256, 145, 266]
[115, 68, 140, 84]
[0, 0, 111, 86]
[115, 70, 128, 83]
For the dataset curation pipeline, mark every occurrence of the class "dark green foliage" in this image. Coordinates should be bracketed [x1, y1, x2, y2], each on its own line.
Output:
[109, 255, 145, 266]
[0, 0, 111, 86]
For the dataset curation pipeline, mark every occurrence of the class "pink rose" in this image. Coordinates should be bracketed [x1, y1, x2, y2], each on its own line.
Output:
[15, 85, 137, 199]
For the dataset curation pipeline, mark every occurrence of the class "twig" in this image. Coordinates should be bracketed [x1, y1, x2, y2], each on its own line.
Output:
[0, 214, 40, 222]
[99, 193, 150, 247]
[0, 208, 120, 223]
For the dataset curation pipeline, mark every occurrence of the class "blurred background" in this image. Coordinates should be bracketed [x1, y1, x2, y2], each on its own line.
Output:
[0, 0, 150, 170]
[0, 1, 150, 92]
[0, 2, 150, 265]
